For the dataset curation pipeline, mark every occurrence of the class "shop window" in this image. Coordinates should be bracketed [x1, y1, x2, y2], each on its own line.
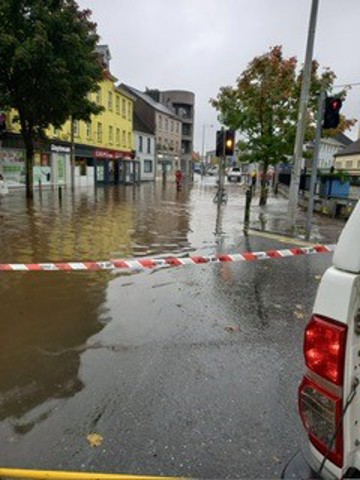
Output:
[144, 160, 153, 173]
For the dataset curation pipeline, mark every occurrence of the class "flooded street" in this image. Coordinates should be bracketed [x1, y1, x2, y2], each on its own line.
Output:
[0, 177, 344, 478]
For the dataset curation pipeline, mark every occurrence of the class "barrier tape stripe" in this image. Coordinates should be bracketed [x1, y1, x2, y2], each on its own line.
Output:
[0, 244, 336, 272]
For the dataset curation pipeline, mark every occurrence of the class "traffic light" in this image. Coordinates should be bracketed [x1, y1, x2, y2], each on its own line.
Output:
[225, 129, 235, 156]
[323, 97, 342, 130]
[215, 130, 224, 157]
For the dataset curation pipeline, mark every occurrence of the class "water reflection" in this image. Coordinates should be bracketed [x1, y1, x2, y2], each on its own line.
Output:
[0, 272, 111, 430]
[0, 183, 192, 264]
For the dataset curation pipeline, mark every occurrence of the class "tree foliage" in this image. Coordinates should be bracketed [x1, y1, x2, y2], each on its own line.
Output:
[210, 46, 356, 204]
[0, 0, 104, 197]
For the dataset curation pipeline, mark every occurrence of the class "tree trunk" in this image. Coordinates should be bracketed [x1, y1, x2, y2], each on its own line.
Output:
[24, 133, 34, 200]
[259, 162, 269, 206]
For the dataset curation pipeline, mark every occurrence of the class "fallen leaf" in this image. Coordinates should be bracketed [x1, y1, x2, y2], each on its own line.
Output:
[87, 433, 103, 447]
[272, 455, 282, 464]
[314, 275, 322, 280]
[294, 311, 305, 319]
[295, 304, 303, 310]
[225, 326, 240, 333]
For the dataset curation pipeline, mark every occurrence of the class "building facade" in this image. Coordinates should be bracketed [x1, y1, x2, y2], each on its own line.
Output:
[121, 85, 182, 180]
[0, 45, 137, 189]
[134, 113, 156, 182]
[158, 90, 195, 177]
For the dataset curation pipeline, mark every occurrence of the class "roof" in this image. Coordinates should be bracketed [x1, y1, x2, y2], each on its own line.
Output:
[335, 137, 360, 157]
[120, 84, 181, 119]
[133, 113, 154, 135]
[335, 132, 353, 146]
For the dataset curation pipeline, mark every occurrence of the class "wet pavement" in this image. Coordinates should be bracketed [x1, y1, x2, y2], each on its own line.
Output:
[0, 176, 346, 478]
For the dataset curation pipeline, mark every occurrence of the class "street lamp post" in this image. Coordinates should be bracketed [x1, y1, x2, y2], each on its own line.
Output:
[201, 124, 214, 176]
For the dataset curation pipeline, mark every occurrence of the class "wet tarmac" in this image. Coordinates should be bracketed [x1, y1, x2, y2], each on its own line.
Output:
[0, 176, 346, 478]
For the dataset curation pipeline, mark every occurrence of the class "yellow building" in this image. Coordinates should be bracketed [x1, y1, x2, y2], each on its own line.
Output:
[0, 45, 137, 188]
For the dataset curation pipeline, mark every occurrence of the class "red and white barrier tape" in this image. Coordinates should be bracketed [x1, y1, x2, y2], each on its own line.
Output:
[0, 244, 336, 272]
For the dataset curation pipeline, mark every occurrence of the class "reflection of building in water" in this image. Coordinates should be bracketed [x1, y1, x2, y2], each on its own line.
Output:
[0, 273, 110, 428]
[130, 182, 192, 255]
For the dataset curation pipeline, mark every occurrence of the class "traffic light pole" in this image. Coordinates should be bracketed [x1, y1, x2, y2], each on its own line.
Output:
[305, 88, 326, 240]
[217, 127, 226, 208]
[286, 0, 319, 232]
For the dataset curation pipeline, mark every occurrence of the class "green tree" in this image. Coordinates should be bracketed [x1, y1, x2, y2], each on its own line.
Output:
[0, 0, 104, 198]
[210, 45, 355, 205]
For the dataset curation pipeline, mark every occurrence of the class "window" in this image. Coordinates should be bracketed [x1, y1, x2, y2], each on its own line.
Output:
[73, 120, 79, 137]
[122, 99, 126, 118]
[171, 120, 174, 133]
[96, 88, 102, 105]
[127, 101, 131, 120]
[116, 128, 120, 145]
[109, 126, 113, 144]
[97, 122, 102, 142]
[335, 161, 342, 169]
[165, 118, 168, 132]
[86, 122, 92, 139]
[357, 160, 360, 169]
[144, 160, 153, 173]
[139, 136, 143, 152]
[54, 127, 60, 137]
[176, 122, 180, 134]
[108, 92, 113, 111]
[345, 160, 353, 169]
[128, 132, 131, 148]
[147, 137, 151, 154]
[122, 130, 126, 146]
[158, 115, 162, 130]
[116, 95, 120, 115]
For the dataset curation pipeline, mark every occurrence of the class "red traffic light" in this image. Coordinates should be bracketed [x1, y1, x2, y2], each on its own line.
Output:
[329, 98, 342, 111]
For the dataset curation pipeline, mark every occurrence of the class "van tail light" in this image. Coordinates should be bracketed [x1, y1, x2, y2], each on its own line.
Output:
[304, 315, 347, 386]
[299, 315, 348, 468]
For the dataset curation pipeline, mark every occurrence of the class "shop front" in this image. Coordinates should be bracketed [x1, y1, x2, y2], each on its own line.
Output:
[94, 149, 138, 185]
[75, 145, 96, 187]
[50, 144, 71, 186]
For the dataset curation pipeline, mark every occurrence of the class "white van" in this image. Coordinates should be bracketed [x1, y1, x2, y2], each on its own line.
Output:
[283, 200, 360, 479]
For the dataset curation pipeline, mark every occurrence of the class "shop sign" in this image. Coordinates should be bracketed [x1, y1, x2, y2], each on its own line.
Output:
[51, 144, 71, 154]
[95, 149, 123, 160]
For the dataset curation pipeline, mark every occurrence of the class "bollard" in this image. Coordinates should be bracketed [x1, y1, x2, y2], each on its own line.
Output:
[38, 179, 42, 200]
[58, 185, 62, 202]
[243, 187, 252, 235]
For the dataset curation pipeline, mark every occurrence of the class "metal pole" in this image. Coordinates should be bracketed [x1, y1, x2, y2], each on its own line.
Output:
[305, 88, 326, 240]
[287, 0, 319, 231]
[201, 124, 205, 177]
[217, 127, 225, 208]
[243, 187, 252, 235]
[70, 116, 75, 191]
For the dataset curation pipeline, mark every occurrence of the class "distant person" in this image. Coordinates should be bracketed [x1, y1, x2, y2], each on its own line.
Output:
[175, 169, 183, 191]
[251, 171, 257, 192]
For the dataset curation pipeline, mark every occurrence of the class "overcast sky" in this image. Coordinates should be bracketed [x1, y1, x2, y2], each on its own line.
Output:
[77, 0, 360, 153]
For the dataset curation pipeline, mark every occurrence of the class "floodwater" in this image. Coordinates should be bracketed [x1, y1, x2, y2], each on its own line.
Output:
[0, 177, 345, 477]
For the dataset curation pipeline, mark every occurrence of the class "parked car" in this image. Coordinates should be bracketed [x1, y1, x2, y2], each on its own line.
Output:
[207, 165, 219, 176]
[227, 166, 242, 182]
[283, 200, 360, 480]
